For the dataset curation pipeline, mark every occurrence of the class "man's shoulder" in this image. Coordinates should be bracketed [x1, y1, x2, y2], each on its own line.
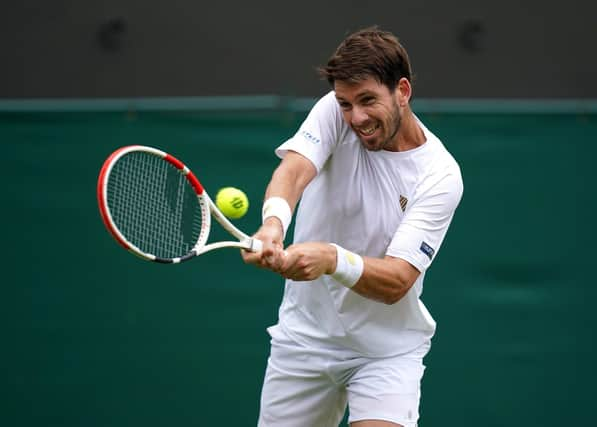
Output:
[416, 121, 461, 174]
[311, 90, 338, 110]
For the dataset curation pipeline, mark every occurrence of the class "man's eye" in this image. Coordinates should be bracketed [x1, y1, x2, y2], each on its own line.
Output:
[339, 102, 351, 110]
[362, 97, 375, 105]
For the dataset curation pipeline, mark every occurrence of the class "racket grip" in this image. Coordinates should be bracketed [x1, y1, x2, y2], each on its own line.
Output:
[249, 238, 263, 252]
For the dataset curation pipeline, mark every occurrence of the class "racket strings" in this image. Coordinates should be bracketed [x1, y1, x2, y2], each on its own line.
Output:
[107, 152, 203, 259]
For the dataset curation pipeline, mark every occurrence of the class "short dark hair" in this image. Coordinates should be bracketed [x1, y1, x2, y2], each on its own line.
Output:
[318, 27, 413, 92]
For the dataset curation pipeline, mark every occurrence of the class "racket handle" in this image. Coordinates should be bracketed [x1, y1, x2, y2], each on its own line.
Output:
[249, 238, 263, 252]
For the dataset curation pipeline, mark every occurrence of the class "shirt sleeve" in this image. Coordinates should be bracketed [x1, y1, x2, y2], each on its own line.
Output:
[275, 91, 343, 172]
[386, 169, 464, 272]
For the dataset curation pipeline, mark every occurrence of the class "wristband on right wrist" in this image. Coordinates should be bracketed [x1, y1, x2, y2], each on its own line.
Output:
[262, 197, 292, 239]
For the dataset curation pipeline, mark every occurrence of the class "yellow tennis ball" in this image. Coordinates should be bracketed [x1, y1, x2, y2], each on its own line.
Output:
[215, 187, 249, 219]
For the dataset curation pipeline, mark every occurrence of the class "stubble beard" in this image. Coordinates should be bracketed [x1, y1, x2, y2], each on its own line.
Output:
[363, 101, 402, 151]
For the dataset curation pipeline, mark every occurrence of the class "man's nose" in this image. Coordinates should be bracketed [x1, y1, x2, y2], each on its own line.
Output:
[351, 106, 368, 126]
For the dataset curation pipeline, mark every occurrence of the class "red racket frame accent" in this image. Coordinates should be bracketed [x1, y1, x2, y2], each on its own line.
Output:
[164, 154, 204, 195]
[97, 147, 131, 250]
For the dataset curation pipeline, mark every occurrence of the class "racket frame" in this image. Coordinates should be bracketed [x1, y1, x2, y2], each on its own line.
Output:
[97, 145, 262, 263]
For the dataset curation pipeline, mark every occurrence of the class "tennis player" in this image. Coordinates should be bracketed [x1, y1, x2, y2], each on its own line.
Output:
[243, 27, 463, 427]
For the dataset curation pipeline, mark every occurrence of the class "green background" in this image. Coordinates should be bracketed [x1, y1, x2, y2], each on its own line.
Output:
[2, 104, 595, 426]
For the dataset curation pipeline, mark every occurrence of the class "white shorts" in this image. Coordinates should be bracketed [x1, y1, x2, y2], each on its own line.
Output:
[258, 325, 430, 427]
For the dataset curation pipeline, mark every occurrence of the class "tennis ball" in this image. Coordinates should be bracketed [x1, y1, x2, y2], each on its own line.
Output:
[215, 187, 249, 219]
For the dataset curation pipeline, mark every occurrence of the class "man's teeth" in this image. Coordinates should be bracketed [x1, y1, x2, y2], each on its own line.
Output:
[360, 124, 378, 136]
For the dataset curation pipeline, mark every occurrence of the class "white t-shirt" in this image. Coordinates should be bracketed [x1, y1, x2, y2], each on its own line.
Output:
[274, 91, 463, 357]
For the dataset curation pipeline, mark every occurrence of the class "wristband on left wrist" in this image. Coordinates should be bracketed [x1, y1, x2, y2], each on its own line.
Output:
[329, 243, 364, 288]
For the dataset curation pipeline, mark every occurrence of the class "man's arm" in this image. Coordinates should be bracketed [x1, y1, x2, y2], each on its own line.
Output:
[278, 242, 420, 305]
[263, 151, 316, 221]
[241, 151, 317, 268]
[352, 255, 420, 304]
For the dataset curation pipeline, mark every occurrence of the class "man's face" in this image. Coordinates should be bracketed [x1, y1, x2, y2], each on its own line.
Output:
[334, 77, 402, 151]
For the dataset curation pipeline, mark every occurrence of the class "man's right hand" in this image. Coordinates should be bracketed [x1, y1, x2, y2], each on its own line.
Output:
[241, 217, 286, 272]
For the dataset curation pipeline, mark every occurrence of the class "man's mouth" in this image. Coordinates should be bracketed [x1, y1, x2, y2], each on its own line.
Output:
[357, 123, 379, 137]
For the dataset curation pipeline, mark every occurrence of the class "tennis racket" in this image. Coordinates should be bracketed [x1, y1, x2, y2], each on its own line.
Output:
[97, 145, 262, 263]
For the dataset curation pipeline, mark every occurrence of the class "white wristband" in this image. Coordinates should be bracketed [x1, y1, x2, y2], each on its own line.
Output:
[262, 197, 292, 238]
[330, 244, 364, 288]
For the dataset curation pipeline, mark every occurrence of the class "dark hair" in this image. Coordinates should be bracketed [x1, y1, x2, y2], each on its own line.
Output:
[318, 27, 413, 92]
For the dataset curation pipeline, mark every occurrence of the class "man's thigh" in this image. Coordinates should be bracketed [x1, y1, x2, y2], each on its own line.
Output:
[258, 327, 347, 427]
[346, 341, 430, 427]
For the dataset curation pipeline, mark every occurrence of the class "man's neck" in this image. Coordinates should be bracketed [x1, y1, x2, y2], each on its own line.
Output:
[395, 108, 427, 152]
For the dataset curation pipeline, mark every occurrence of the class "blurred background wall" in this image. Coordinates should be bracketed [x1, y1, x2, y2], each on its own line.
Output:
[2, 0, 596, 99]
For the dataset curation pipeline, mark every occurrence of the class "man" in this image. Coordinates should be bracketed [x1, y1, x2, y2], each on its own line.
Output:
[243, 27, 463, 427]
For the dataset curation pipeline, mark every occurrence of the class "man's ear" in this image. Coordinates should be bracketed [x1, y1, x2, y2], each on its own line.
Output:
[396, 77, 412, 107]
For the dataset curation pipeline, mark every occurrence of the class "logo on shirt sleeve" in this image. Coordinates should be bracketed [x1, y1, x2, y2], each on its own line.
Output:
[299, 130, 321, 144]
[420, 241, 435, 260]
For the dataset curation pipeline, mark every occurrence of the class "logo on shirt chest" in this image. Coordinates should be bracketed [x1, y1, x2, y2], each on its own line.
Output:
[399, 195, 408, 212]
